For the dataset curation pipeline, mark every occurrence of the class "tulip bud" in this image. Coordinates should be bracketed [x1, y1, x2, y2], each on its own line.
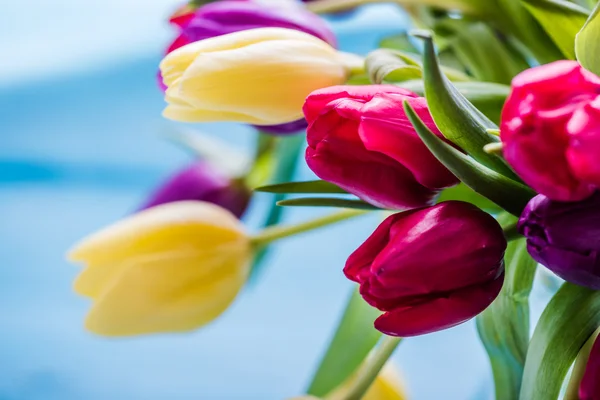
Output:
[139, 161, 251, 218]
[518, 193, 600, 290]
[161, 1, 337, 134]
[304, 85, 459, 210]
[68, 201, 252, 336]
[580, 334, 600, 400]
[160, 27, 354, 125]
[345, 201, 506, 337]
[501, 60, 600, 202]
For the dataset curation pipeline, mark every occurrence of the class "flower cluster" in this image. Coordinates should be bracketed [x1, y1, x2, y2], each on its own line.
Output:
[66, 0, 600, 398]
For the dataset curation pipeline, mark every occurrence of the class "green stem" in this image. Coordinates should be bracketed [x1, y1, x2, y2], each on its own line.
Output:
[340, 336, 402, 400]
[250, 210, 366, 247]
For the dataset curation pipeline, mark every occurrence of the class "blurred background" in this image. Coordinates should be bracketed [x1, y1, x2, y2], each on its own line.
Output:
[0, 1, 552, 399]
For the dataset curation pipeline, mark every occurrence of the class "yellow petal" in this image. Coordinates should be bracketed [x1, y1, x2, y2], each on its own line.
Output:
[73, 243, 246, 299]
[175, 40, 347, 125]
[84, 246, 251, 336]
[159, 27, 327, 90]
[162, 103, 267, 124]
[68, 201, 245, 263]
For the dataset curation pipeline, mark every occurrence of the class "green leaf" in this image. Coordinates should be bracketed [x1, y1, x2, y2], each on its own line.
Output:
[437, 183, 503, 213]
[366, 48, 471, 85]
[413, 30, 520, 180]
[307, 288, 382, 397]
[476, 238, 537, 400]
[520, 283, 600, 400]
[480, 0, 564, 64]
[576, 1, 600, 76]
[436, 20, 530, 84]
[250, 134, 305, 280]
[523, 0, 589, 60]
[365, 49, 423, 84]
[255, 180, 347, 195]
[397, 80, 509, 125]
[404, 101, 535, 216]
[277, 197, 381, 210]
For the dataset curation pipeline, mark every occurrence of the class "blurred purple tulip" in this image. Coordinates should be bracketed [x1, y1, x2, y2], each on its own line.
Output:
[140, 161, 251, 218]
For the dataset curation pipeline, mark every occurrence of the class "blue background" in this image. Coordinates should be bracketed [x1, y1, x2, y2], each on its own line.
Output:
[0, 2, 553, 399]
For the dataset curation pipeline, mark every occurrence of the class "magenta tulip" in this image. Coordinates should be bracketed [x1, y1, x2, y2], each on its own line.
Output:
[345, 201, 506, 337]
[304, 85, 459, 210]
[501, 60, 600, 201]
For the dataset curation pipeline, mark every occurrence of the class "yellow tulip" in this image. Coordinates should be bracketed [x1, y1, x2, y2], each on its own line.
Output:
[160, 27, 359, 125]
[68, 201, 252, 336]
[326, 363, 408, 400]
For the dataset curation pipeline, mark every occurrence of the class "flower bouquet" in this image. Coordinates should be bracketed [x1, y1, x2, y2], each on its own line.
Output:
[68, 0, 600, 398]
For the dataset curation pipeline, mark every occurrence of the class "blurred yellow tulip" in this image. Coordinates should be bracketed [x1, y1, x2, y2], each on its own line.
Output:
[160, 27, 358, 125]
[327, 363, 407, 400]
[68, 201, 252, 336]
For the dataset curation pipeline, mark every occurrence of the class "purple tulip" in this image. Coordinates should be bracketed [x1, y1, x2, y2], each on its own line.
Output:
[140, 161, 251, 218]
[345, 201, 506, 337]
[161, 0, 337, 135]
[518, 192, 600, 289]
[580, 335, 600, 400]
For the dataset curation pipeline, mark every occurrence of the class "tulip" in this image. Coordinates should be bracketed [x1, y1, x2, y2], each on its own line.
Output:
[304, 85, 459, 210]
[161, 1, 337, 134]
[518, 192, 600, 290]
[501, 60, 600, 202]
[160, 27, 356, 125]
[165, 0, 336, 53]
[580, 335, 600, 400]
[345, 201, 506, 337]
[139, 161, 251, 218]
[68, 201, 252, 336]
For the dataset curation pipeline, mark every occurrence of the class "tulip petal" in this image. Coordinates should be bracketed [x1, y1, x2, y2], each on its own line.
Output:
[344, 214, 398, 283]
[177, 39, 346, 125]
[74, 244, 246, 299]
[303, 85, 415, 123]
[374, 273, 504, 337]
[85, 248, 251, 336]
[68, 201, 245, 263]
[360, 93, 458, 189]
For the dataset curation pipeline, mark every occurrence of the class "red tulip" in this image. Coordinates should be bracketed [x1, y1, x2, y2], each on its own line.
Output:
[345, 201, 506, 337]
[501, 60, 600, 201]
[304, 85, 459, 210]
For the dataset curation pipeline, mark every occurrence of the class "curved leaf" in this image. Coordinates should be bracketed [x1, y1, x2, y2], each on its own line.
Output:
[576, 1, 600, 76]
[277, 197, 381, 210]
[523, 0, 588, 60]
[397, 80, 509, 124]
[404, 101, 535, 216]
[436, 20, 530, 84]
[255, 180, 347, 195]
[307, 288, 381, 397]
[413, 30, 519, 180]
[477, 238, 537, 400]
[520, 283, 600, 400]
